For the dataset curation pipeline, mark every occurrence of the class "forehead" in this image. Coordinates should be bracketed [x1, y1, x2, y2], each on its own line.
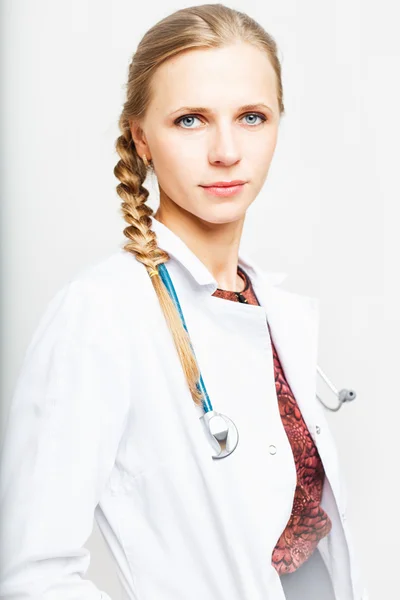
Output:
[148, 43, 279, 114]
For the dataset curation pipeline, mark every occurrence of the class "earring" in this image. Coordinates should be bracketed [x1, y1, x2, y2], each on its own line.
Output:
[142, 154, 149, 168]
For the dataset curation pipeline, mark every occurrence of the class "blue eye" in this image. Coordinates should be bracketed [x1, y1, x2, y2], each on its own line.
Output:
[243, 113, 266, 126]
[175, 115, 202, 128]
[174, 112, 267, 129]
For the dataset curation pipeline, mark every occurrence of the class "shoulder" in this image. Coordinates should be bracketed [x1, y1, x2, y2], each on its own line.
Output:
[31, 249, 152, 349]
[257, 268, 320, 309]
[68, 248, 147, 294]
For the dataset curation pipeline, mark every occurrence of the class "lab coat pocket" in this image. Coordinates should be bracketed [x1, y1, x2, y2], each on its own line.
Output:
[107, 398, 213, 497]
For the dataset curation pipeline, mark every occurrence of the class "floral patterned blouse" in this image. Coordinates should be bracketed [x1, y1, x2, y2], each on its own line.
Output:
[211, 265, 332, 575]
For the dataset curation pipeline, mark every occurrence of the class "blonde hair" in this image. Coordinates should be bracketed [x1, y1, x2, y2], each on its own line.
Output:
[114, 3, 285, 406]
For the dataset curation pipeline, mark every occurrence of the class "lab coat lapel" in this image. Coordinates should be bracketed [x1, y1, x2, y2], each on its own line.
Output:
[236, 249, 320, 436]
[245, 261, 346, 523]
[253, 274, 321, 438]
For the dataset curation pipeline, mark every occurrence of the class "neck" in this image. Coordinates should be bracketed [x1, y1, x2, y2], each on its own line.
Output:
[153, 201, 246, 292]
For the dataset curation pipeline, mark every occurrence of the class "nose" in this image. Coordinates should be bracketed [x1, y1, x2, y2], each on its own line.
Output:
[208, 122, 241, 166]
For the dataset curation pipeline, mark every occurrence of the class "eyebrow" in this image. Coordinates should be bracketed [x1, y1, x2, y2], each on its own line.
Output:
[169, 103, 274, 116]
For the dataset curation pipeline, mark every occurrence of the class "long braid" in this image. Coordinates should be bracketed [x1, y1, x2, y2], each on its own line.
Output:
[114, 124, 204, 406]
[114, 133, 167, 274]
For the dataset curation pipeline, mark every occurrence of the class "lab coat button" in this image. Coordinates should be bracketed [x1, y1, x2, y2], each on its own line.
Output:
[316, 425, 321, 434]
[269, 445, 277, 455]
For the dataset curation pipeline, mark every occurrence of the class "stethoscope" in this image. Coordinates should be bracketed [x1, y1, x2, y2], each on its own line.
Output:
[157, 263, 357, 460]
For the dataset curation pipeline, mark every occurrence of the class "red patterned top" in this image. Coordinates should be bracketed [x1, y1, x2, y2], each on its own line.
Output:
[211, 265, 332, 575]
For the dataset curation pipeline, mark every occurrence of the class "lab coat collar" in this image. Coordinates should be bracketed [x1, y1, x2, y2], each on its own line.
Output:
[150, 215, 288, 291]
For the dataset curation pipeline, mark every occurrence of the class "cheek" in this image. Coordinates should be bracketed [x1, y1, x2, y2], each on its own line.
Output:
[251, 130, 277, 156]
[266, 128, 279, 155]
[152, 136, 179, 165]
[155, 156, 199, 206]
[153, 135, 201, 177]
[155, 141, 201, 186]
[249, 134, 278, 176]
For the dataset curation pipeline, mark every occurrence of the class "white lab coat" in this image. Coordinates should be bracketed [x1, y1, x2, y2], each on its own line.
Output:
[0, 216, 368, 600]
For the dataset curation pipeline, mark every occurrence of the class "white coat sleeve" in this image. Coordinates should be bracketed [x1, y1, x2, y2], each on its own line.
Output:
[0, 281, 130, 599]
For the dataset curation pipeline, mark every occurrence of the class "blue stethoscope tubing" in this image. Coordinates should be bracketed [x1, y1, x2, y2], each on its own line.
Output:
[158, 263, 213, 414]
[156, 263, 357, 458]
[158, 263, 239, 459]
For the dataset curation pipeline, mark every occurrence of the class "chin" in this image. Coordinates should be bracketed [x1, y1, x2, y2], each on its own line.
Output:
[195, 206, 247, 226]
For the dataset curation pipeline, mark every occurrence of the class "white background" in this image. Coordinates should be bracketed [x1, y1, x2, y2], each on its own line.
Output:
[1, 1, 398, 598]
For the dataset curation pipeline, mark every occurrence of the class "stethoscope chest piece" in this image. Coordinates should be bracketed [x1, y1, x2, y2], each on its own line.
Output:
[199, 410, 239, 459]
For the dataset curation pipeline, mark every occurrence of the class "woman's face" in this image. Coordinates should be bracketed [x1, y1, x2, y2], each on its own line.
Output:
[131, 42, 281, 226]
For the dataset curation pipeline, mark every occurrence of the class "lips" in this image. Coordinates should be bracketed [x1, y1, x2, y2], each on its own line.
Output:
[200, 182, 246, 197]
[202, 180, 246, 188]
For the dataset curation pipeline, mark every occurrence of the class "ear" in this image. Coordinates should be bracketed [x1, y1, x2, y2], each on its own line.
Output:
[129, 119, 150, 158]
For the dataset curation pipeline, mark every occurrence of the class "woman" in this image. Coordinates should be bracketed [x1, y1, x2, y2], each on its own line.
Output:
[0, 4, 368, 600]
